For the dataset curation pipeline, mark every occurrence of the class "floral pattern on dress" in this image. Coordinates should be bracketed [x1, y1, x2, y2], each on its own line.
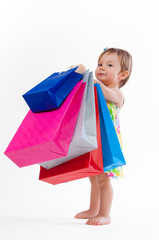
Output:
[105, 101, 124, 179]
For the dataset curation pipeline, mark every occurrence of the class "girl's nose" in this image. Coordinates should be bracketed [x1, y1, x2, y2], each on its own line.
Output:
[100, 65, 106, 70]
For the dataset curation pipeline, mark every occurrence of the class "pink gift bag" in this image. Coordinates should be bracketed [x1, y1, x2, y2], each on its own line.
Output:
[4, 81, 86, 167]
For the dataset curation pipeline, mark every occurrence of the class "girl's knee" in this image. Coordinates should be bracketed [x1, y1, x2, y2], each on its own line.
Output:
[89, 175, 98, 184]
[97, 173, 110, 186]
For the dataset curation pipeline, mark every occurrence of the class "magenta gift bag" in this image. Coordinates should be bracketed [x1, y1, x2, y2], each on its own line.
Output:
[4, 81, 86, 167]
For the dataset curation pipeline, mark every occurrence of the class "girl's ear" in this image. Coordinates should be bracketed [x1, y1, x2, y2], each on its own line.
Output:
[119, 70, 129, 80]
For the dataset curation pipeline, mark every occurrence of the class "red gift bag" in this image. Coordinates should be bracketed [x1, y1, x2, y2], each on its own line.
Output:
[39, 86, 104, 185]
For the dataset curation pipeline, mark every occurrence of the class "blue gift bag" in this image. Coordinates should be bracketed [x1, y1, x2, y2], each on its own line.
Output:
[23, 67, 83, 113]
[95, 83, 126, 172]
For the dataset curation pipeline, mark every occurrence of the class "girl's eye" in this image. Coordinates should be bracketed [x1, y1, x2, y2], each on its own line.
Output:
[98, 63, 102, 67]
[107, 64, 113, 67]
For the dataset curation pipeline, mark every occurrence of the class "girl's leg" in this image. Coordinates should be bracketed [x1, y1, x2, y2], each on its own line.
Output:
[74, 175, 100, 219]
[86, 173, 113, 225]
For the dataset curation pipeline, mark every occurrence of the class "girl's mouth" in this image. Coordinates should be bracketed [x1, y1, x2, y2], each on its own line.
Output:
[99, 73, 105, 76]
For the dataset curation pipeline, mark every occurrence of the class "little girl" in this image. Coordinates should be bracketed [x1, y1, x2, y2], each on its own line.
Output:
[74, 48, 133, 225]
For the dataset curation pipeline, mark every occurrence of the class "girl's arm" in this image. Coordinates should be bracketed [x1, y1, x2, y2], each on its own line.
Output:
[75, 64, 86, 74]
[94, 79, 124, 108]
[74, 65, 124, 107]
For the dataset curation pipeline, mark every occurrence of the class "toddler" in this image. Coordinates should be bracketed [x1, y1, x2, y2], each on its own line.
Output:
[74, 48, 132, 225]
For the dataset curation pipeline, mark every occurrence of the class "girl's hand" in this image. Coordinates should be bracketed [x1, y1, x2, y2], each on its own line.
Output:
[67, 64, 86, 74]
[75, 64, 86, 74]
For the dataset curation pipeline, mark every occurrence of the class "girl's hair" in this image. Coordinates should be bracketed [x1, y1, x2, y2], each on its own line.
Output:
[98, 48, 133, 88]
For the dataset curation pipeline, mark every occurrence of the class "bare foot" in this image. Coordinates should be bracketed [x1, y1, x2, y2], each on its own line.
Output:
[86, 215, 111, 225]
[74, 210, 98, 219]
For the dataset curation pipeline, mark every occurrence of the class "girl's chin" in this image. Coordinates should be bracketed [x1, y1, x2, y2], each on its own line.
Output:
[97, 75, 107, 80]
[97, 78, 106, 83]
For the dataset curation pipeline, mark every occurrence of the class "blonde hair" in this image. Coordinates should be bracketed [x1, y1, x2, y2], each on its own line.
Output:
[98, 48, 133, 88]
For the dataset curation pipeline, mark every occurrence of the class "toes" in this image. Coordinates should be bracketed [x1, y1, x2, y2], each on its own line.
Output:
[86, 219, 93, 225]
[95, 220, 99, 225]
[96, 220, 101, 225]
[86, 216, 111, 226]
[86, 219, 90, 225]
[86, 218, 96, 225]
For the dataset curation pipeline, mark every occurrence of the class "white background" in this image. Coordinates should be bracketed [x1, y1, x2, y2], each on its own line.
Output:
[0, 0, 159, 239]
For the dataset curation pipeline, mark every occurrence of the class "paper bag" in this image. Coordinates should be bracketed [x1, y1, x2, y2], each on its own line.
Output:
[95, 83, 126, 171]
[39, 86, 103, 185]
[4, 81, 85, 167]
[40, 70, 97, 169]
[23, 67, 83, 112]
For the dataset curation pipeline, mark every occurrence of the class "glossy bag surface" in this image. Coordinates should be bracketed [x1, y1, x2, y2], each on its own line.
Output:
[95, 83, 126, 171]
[39, 86, 104, 185]
[4, 81, 85, 167]
[40, 70, 97, 169]
[23, 67, 83, 112]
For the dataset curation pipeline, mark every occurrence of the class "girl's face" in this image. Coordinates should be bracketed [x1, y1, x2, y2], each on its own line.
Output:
[95, 52, 122, 88]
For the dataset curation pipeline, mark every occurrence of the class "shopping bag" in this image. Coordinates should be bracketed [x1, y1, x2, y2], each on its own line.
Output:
[40, 70, 97, 169]
[4, 81, 86, 167]
[23, 67, 83, 112]
[95, 83, 126, 171]
[39, 86, 104, 185]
